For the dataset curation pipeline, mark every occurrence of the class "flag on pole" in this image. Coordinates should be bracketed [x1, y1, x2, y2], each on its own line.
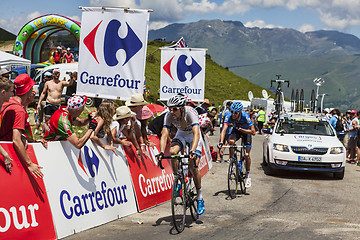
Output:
[168, 37, 188, 48]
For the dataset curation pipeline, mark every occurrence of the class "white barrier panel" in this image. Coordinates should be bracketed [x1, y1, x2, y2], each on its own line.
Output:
[33, 140, 137, 239]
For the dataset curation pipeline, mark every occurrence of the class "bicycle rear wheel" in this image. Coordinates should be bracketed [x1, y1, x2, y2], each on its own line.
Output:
[227, 158, 239, 199]
[171, 174, 186, 233]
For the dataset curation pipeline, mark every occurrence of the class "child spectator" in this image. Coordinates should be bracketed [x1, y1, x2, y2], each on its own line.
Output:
[111, 106, 142, 159]
[90, 100, 117, 154]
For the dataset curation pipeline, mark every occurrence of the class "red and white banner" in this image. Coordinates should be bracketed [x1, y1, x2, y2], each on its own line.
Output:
[124, 135, 212, 212]
[160, 48, 206, 102]
[33, 141, 137, 239]
[0, 143, 56, 240]
[78, 7, 150, 100]
[123, 136, 173, 212]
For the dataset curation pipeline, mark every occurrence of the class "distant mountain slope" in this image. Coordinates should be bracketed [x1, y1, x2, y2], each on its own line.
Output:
[0, 28, 16, 42]
[231, 55, 360, 111]
[149, 20, 360, 68]
[145, 40, 269, 106]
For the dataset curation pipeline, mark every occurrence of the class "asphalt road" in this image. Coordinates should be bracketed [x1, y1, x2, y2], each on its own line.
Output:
[64, 129, 360, 240]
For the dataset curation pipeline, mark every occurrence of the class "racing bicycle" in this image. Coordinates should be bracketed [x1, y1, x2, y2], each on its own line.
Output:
[271, 74, 290, 116]
[223, 145, 247, 198]
[158, 155, 198, 233]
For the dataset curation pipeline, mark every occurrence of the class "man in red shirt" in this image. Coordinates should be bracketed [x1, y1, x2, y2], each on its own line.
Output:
[44, 95, 95, 149]
[0, 74, 46, 178]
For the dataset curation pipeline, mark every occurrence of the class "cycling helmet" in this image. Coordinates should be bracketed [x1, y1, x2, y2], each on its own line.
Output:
[167, 94, 186, 107]
[230, 101, 243, 112]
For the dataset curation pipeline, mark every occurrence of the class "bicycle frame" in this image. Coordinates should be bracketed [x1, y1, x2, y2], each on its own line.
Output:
[271, 75, 290, 116]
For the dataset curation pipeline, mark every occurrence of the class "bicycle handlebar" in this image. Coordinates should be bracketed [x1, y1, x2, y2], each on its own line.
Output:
[221, 145, 244, 148]
[162, 155, 190, 159]
[158, 154, 197, 169]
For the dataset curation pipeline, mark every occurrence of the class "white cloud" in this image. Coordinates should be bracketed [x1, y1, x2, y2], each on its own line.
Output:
[149, 21, 170, 30]
[244, 19, 283, 29]
[299, 23, 315, 33]
[184, 0, 218, 13]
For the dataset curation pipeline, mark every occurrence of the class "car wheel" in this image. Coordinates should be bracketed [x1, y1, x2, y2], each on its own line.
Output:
[333, 169, 345, 180]
[85, 97, 94, 107]
[264, 151, 276, 176]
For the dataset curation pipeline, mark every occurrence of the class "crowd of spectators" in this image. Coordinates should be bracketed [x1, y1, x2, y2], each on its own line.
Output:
[0, 71, 224, 178]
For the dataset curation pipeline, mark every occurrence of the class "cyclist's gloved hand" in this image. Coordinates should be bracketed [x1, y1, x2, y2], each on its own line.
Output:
[156, 152, 164, 169]
[189, 151, 199, 168]
[217, 142, 223, 149]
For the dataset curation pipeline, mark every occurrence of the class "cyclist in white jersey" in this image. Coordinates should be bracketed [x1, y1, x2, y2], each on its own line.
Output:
[156, 94, 205, 215]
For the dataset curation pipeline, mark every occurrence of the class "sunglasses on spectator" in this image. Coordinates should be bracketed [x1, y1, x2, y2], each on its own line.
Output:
[231, 111, 240, 114]
[169, 107, 179, 112]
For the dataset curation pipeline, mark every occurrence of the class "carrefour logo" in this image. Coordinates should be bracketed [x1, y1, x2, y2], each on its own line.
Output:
[77, 146, 100, 178]
[163, 55, 202, 82]
[83, 19, 142, 66]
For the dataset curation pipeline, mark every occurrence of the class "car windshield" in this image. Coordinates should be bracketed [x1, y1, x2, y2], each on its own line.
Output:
[275, 119, 335, 136]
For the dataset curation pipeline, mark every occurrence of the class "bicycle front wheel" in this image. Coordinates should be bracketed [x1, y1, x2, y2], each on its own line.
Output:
[171, 174, 186, 233]
[227, 158, 239, 199]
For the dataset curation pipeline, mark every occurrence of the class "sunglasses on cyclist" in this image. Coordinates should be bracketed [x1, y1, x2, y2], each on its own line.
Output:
[231, 111, 240, 114]
[169, 107, 179, 112]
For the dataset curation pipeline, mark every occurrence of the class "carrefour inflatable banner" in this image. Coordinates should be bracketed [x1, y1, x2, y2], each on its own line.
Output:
[160, 48, 206, 102]
[77, 7, 150, 100]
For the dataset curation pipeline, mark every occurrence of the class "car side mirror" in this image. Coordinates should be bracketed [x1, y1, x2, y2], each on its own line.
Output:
[263, 128, 273, 134]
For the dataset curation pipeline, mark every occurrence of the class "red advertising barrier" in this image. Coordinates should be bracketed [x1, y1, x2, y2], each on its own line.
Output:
[123, 136, 174, 212]
[124, 135, 212, 212]
[0, 143, 56, 240]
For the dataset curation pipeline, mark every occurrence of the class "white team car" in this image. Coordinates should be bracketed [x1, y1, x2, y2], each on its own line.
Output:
[262, 113, 345, 179]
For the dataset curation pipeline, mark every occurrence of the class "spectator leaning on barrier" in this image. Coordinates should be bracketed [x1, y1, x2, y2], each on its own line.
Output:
[126, 93, 154, 151]
[0, 77, 14, 173]
[43, 95, 95, 149]
[89, 99, 117, 154]
[111, 106, 143, 159]
[195, 98, 210, 115]
[0, 74, 47, 178]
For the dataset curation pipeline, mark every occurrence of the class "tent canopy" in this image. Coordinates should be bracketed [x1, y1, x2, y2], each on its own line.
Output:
[0, 50, 31, 67]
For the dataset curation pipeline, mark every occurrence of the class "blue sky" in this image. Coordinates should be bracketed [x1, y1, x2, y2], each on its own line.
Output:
[1, 0, 360, 38]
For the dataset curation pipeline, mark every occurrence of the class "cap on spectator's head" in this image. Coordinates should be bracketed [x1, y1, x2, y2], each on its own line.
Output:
[351, 110, 357, 114]
[324, 108, 330, 112]
[53, 69, 60, 73]
[57, 46, 61, 49]
[14, 74, 35, 95]
[67, 47, 70, 51]
[44, 72, 52, 77]
[67, 95, 88, 110]
[226, 101, 232, 106]
[113, 106, 136, 120]
[0, 68, 11, 76]
[136, 105, 153, 120]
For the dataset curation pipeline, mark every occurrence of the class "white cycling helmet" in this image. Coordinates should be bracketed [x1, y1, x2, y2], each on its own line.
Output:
[167, 94, 186, 107]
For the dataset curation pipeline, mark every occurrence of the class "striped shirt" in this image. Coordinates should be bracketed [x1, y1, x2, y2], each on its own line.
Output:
[44, 106, 74, 141]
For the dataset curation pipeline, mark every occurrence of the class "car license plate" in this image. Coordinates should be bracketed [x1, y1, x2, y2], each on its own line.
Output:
[298, 156, 322, 162]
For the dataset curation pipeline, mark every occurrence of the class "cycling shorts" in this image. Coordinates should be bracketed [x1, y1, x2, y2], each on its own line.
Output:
[230, 129, 252, 148]
[172, 130, 202, 158]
